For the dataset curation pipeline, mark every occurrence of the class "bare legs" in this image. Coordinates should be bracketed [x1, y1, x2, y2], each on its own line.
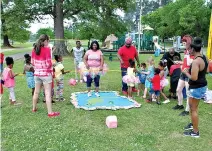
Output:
[189, 97, 200, 133]
[32, 82, 53, 114]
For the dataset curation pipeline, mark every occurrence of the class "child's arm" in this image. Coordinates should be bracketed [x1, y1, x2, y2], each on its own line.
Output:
[30, 66, 35, 73]
[141, 71, 150, 75]
[9, 70, 19, 78]
[61, 69, 70, 74]
[159, 70, 164, 78]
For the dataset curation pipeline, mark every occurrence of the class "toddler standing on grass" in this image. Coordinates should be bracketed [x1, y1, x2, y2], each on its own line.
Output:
[158, 61, 170, 104]
[2, 57, 21, 105]
[137, 63, 147, 96]
[147, 68, 161, 105]
[23, 54, 35, 96]
[54, 55, 70, 101]
[141, 57, 155, 99]
[122, 59, 140, 98]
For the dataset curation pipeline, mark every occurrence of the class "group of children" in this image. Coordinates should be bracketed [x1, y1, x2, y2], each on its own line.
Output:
[0, 52, 69, 105]
[123, 57, 171, 105]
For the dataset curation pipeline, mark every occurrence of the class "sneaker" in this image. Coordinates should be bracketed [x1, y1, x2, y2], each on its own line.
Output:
[179, 111, 189, 116]
[152, 99, 156, 102]
[80, 80, 83, 83]
[95, 92, 100, 97]
[163, 99, 170, 104]
[184, 130, 200, 138]
[88, 92, 92, 97]
[122, 91, 128, 95]
[172, 105, 184, 110]
[76, 80, 78, 83]
[184, 123, 193, 130]
[48, 112, 60, 117]
[156, 102, 161, 105]
[56, 98, 60, 102]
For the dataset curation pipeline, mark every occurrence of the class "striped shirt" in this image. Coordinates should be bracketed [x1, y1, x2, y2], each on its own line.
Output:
[31, 47, 53, 76]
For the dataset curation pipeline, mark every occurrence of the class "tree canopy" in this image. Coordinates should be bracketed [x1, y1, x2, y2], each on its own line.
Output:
[142, 0, 211, 42]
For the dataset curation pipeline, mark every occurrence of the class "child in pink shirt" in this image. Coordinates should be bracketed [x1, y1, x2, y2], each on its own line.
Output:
[2, 57, 21, 105]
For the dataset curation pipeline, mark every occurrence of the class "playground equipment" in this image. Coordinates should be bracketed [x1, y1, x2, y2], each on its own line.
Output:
[173, 36, 186, 52]
[112, 31, 155, 52]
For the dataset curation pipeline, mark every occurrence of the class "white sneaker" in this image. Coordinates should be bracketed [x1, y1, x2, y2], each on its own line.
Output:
[95, 92, 100, 97]
[163, 99, 170, 104]
[88, 92, 92, 97]
[80, 80, 83, 83]
[76, 80, 78, 83]
[152, 99, 156, 102]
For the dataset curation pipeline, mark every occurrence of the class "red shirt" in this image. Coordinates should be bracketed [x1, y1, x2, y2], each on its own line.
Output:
[0, 53, 4, 64]
[170, 64, 181, 75]
[151, 74, 160, 91]
[182, 50, 195, 70]
[118, 45, 138, 68]
[31, 47, 53, 77]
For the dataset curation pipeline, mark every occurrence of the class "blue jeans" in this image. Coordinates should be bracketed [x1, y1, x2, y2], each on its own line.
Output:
[86, 75, 100, 88]
[121, 68, 128, 91]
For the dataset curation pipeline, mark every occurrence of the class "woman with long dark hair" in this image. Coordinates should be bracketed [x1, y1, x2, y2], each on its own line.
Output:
[31, 34, 60, 117]
[183, 37, 208, 138]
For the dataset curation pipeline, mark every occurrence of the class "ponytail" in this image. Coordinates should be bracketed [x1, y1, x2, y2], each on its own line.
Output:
[34, 34, 49, 55]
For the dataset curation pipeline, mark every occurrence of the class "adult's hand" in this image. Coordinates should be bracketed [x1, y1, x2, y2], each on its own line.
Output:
[120, 59, 124, 65]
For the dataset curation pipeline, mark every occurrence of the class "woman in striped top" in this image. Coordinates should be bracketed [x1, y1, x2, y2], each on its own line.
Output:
[31, 34, 60, 117]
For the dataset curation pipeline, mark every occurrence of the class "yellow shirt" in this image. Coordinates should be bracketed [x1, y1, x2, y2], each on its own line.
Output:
[54, 62, 64, 80]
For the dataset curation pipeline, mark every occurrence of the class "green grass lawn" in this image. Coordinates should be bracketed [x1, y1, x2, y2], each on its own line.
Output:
[1, 54, 212, 151]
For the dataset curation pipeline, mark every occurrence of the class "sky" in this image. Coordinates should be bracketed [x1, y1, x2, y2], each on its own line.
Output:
[29, 9, 125, 34]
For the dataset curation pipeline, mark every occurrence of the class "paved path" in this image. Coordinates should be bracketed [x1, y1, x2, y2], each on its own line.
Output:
[6, 52, 29, 61]
[1, 47, 32, 52]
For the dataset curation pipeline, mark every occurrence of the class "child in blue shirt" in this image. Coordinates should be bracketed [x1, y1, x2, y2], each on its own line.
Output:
[137, 63, 147, 96]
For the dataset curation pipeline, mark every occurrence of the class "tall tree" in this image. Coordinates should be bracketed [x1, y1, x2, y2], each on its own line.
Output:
[1, 1, 31, 47]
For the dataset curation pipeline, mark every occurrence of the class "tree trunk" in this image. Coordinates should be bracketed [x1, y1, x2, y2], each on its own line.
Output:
[54, 0, 68, 56]
[3, 35, 12, 47]
[1, 1, 12, 47]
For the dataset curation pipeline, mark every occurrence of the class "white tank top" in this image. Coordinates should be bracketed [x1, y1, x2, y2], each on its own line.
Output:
[73, 47, 84, 61]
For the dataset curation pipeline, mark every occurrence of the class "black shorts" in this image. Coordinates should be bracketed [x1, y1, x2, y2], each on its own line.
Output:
[180, 73, 188, 82]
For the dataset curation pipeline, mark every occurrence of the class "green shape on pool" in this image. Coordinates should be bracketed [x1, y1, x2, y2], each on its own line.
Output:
[87, 98, 103, 106]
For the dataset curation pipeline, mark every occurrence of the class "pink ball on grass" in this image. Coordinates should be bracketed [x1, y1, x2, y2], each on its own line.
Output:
[69, 79, 77, 86]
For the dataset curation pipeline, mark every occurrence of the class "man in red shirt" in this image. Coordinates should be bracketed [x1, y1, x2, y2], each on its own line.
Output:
[117, 37, 140, 95]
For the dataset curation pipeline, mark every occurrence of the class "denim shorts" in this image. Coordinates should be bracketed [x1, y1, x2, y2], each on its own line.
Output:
[180, 73, 188, 82]
[149, 89, 160, 96]
[34, 75, 53, 85]
[188, 86, 207, 100]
